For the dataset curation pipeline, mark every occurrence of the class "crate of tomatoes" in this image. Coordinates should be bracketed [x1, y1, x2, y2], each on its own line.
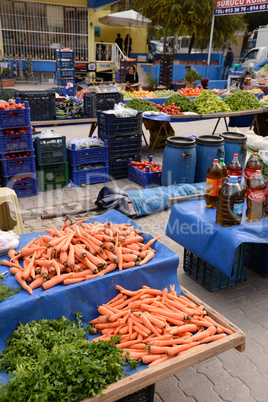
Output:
[0, 99, 31, 128]
[0, 127, 34, 153]
[0, 150, 36, 176]
[128, 156, 162, 188]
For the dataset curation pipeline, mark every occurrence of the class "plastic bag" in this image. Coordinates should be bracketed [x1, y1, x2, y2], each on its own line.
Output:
[103, 102, 138, 117]
[0, 231, 20, 256]
[33, 129, 59, 139]
[259, 150, 268, 165]
[245, 133, 268, 151]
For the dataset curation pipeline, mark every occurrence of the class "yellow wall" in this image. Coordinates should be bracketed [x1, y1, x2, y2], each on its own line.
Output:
[94, 9, 148, 54]
[17, 0, 87, 6]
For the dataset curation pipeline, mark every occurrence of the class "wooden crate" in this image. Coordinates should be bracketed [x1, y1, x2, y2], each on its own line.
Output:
[81, 286, 246, 402]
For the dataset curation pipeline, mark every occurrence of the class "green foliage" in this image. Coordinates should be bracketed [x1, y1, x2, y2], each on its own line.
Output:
[145, 73, 159, 88]
[184, 70, 202, 83]
[0, 272, 20, 303]
[1, 68, 12, 79]
[165, 93, 196, 112]
[0, 313, 137, 401]
[126, 98, 159, 112]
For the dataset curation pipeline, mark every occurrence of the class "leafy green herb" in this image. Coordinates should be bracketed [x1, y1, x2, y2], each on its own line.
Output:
[0, 272, 20, 303]
[194, 90, 231, 114]
[165, 93, 197, 112]
[224, 90, 261, 111]
[126, 98, 158, 112]
[0, 313, 137, 401]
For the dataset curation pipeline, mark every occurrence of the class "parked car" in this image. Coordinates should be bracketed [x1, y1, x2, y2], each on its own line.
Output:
[148, 40, 164, 63]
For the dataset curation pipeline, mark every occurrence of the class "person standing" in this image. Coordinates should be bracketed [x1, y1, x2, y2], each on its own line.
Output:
[221, 47, 234, 80]
[115, 33, 123, 52]
[124, 34, 132, 57]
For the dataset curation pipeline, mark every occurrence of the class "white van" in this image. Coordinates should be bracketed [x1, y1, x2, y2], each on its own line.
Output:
[241, 47, 268, 67]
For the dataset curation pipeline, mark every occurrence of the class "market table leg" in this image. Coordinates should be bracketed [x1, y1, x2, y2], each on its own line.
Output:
[212, 118, 221, 135]
[149, 121, 169, 155]
[88, 122, 98, 137]
[142, 129, 148, 147]
[224, 117, 229, 132]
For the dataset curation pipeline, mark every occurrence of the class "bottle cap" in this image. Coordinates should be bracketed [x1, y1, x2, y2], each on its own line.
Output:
[228, 175, 238, 183]
[234, 153, 238, 157]
[253, 153, 258, 156]
[213, 159, 218, 163]
[219, 158, 224, 162]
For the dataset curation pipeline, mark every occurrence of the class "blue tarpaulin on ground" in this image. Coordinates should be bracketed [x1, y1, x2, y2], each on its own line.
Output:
[0, 210, 180, 385]
[126, 183, 206, 217]
[166, 199, 268, 278]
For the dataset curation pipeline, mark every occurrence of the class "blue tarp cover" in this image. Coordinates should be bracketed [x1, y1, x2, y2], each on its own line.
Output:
[126, 183, 206, 217]
[166, 199, 268, 278]
[0, 210, 180, 385]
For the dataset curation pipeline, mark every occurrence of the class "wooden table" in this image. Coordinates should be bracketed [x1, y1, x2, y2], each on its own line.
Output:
[82, 287, 245, 402]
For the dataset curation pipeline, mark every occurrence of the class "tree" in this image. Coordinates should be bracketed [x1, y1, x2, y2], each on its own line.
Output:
[243, 12, 268, 32]
[133, 0, 246, 52]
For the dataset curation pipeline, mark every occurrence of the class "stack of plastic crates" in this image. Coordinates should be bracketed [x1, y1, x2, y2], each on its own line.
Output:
[83, 92, 123, 118]
[34, 136, 69, 191]
[97, 111, 142, 179]
[56, 49, 76, 96]
[67, 138, 109, 186]
[16, 91, 56, 121]
[0, 98, 38, 198]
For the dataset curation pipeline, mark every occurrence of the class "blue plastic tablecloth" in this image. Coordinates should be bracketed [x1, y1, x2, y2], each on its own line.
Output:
[0, 209, 180, 385]
[166, 199, 268, 278]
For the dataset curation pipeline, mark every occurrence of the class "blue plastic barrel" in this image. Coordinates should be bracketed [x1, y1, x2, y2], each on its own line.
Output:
[161, 137, 196, 186]
[220, 132, 247, 170]
[195, 135, 225, 182]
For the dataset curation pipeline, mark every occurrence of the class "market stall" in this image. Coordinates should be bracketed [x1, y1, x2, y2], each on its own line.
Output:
[0, 210, 246, 401]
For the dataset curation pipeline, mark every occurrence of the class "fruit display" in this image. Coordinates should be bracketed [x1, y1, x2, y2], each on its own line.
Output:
[178, 87, 203, 97]
[0, 100, 25, 110]
[129, 159, 162, 173]
[152, 102, 183, 115]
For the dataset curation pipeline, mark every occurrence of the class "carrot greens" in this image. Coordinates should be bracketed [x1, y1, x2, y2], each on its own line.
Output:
[0, 312, 137, 401]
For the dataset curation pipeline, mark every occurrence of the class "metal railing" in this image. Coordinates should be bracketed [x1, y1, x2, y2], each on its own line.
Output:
[95, 42, 126, 69]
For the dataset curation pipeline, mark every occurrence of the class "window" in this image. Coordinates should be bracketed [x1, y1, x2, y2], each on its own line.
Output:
[0, 1, 88, 61]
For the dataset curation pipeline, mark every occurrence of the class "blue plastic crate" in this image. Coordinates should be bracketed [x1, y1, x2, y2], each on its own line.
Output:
[0, 127, 33, 153]
[0, 102, 31, 129]
[67, 140, 108, 166]
[0, 150, 36, 176]
[57, 77, 75, 86]
[2, 174, 38, 198]
[109, 154, 141, 179]
[58, 86, 76, 96]
[69, 163, 109, 185]
[57, 69, 75, 78]
[244, 243, 268, 277]
[183, 245, 246, 291]
[57, 60, 75, 68]
[128, 157, 162, 188]
[84, 93, 124, 118]
[34, 136, 67, 166]
[97, 110, 142, 137]
[100, 135, 142, 159]
[56, 50, 74, 59]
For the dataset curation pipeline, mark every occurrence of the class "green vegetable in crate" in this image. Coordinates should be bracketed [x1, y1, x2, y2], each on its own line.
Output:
[0, 313, 137, 401]
[224, 90, 261, 111]
[126, 98, 158, 112]
[164, 93, 197, 112]
[194, 90, 231, 114]
[154, 90, 175, 98]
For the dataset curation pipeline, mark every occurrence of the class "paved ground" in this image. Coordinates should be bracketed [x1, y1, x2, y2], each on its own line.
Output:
[8, 113, 268, 402]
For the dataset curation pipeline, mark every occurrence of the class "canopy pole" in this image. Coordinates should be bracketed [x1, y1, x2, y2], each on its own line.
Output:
[207, 5, 215, 80]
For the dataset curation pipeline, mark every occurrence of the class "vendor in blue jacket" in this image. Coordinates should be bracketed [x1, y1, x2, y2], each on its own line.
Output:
[221, 47, 234, 80]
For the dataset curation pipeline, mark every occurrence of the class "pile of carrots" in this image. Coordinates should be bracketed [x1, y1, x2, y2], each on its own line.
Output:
[2, 220, 160, 295]
[90, 285, 233, 367]
[178, 87, 203, 97]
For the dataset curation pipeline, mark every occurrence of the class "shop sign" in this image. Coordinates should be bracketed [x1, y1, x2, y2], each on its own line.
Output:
[214, 0, 268, 15]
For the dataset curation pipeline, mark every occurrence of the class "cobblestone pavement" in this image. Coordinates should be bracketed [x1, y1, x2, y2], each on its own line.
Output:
[16, 119, 268, 402]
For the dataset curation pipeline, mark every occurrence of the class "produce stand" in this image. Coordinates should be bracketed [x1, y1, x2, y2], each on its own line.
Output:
[31, 118, 98, 137]
[0, 209, 246, 401]
[83, 287, 245, 402]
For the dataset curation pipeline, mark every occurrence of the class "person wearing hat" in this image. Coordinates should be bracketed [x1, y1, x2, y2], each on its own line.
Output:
[125, 64, 139, 91]
[184, 64, 197, 76]
[201, 78, 209, 89]
[221, 47, 234, 80]
[237, 63, 256, 89]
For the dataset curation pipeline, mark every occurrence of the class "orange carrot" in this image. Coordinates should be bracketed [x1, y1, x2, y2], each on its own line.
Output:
[15, 271, 33, 295]
[143, 236, 161, 251]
